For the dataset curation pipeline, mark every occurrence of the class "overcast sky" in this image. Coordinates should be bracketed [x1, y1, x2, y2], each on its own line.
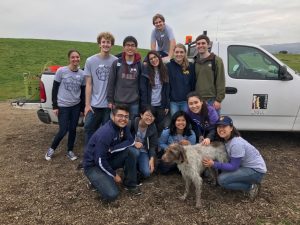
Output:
[1, 0, 299, 49]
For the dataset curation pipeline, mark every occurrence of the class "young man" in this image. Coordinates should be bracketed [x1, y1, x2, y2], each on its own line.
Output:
[84, 32, 117, 144]
[194, 34, 225, 113]
[151, 13, 176, 62]
[83, 105, 141, 202]
[107, 36, 142, 120]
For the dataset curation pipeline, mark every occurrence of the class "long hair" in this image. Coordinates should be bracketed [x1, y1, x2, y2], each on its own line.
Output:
[145, 50, 169, 86]
[174, 43, 189, 71]
[186, 91, 210, 124]
[169, 111, 192, 137]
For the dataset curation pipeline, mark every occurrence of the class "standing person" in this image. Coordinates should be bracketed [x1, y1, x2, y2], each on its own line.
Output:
[151, 13, 176, 62]
[45, 50, 85, 161]
[140, 50, 170, 134]
[202, 116, 267, 200]
[83, 105, 141, 202]
[158, 111, 196, 173]
[107, 36, 142, 120]
[130, 106, 158, 179]
[186, 91, 219, 145]
[166, 43, 195, 116]
[84, 32, 117, 144]
[194, 34, 225, 113]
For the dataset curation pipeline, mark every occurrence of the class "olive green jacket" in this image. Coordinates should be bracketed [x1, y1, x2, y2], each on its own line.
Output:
[194, 53, 225, 103]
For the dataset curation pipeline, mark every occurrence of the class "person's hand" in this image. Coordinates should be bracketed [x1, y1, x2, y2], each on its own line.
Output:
[179, 139, 190, 146]
[164, 109, 169, 115]
[202, 157, 214, 168]
[162, 56, 171, 64]
[213, 101, 221, 110]
[53, 109, 59, 116]
[84, 105, 93, 116]
[135, 142, 143, 149]
[201, 138, 211, 146]
[114, 174, 122, 183]
[149, 158, 155, 173]
[108, 103, 114, 109]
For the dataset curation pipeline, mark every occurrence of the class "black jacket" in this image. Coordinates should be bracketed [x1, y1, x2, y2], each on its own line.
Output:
[140, 66, 170, 109]
[131, 117, 158, 158]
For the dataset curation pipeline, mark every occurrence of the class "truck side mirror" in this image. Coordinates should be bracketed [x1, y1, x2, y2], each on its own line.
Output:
[279, 66, 293, 81]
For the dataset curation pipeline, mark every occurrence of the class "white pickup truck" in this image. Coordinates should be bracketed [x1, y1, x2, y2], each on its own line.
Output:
[37, 42, 300, 131]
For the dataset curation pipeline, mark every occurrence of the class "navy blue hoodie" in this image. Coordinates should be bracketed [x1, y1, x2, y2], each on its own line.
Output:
[83, 120, 135, 177]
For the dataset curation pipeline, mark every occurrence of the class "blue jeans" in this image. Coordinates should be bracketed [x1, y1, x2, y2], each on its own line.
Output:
[170, 101, 188, 116]
[130, 147, 151, 178]
[128, 103, 139, 120]
[84, 107, 110, 145]
[84, 148, 138, 201]
[218, 167, 265, 191]
[51, 104, 81, 151]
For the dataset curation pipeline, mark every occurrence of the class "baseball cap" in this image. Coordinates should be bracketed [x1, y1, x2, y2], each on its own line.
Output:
[216, 116, 233, 126]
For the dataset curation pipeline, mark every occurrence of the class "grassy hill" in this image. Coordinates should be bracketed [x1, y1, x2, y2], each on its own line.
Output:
[0, 38, 299, 100]
[0, 38, 149, 100]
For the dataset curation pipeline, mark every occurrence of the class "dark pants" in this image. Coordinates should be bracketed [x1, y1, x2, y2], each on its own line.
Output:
[153, 106, 167, 135]
[84, 107, 110, 145]
[84, 148, 138, 201]
[51, 104, 81, 151]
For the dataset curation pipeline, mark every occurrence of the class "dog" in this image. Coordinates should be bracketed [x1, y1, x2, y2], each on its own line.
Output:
[161, 142, 228, 208]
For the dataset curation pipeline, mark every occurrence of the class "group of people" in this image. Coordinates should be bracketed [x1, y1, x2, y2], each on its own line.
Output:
[44, 13, 267, 202]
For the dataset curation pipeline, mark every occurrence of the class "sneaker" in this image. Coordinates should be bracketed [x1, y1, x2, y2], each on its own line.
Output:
[45, 148, 54, 161]
[248, 184, 260, 201]
[67, 151, 78, 161]
[124, 186, 142, 196]
[77, 162, 83, 170]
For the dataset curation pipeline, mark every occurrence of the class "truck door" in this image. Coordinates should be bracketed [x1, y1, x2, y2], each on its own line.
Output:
[222, 45, 299, 131]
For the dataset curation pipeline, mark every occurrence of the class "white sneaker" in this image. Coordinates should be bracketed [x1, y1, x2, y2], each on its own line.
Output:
[67, 151, 78, 161]
[45, 148, 54, 161]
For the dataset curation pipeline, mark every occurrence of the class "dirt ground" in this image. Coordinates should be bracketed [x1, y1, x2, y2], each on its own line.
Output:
[0, 102, 299, 225]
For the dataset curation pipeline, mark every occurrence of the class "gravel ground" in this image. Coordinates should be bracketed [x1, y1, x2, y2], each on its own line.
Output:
[0, 102, 299, 225]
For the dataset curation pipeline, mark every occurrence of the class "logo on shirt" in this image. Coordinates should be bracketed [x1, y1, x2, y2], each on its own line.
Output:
[63, 77, 81, 92]
[96, 65, 111, 81]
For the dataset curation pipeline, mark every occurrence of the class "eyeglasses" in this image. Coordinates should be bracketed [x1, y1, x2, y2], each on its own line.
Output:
[149, 55, 158, 61]
[144, 113, 154, 118]
[125, 43, 136, 48]
[115, 114, 129, 120]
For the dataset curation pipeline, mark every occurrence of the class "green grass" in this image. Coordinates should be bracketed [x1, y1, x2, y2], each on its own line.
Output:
[275, 53, 300, 72]
[0, 38, 299, 100]
[0, 38, 148, 100]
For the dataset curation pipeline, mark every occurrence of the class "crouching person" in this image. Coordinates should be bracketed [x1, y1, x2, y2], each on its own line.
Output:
[130, 106, 158, 180]
[83, 105, 141, 202]
[202, 116, 267, 200]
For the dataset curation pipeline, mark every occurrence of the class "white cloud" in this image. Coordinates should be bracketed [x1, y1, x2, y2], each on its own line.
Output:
[0, 0, 299, 48]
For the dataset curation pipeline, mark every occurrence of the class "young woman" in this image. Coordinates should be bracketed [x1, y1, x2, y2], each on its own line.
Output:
[140, 50, 170, 134]
[186, 91, 219, 145]
[158, 111, 196, 173]
[202, 116, 267, 200]
[130, 106, 158, 178]
[45, 49, 85, 161]
[166, 43, 195, 116]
